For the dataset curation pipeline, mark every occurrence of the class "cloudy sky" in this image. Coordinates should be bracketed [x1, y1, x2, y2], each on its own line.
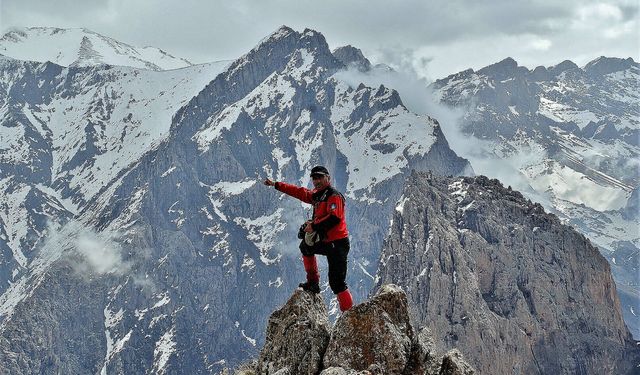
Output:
[1, 0, 638, 79]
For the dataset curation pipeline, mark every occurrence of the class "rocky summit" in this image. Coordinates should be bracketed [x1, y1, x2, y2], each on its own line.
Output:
[229, 284, 474, 375]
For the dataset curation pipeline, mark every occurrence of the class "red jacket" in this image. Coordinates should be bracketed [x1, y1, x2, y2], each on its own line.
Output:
[274, 182, 349, 242]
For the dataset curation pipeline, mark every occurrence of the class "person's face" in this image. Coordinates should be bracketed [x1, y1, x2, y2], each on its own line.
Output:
[311, 174, 330, 189]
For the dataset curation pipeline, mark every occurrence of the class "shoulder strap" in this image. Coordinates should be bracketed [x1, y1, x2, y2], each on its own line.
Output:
[312, 186, 345, 204]
[326, 187, 346, 206]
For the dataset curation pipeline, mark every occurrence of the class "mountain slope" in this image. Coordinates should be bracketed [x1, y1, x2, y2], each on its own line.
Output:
[0, 54, 229, 296]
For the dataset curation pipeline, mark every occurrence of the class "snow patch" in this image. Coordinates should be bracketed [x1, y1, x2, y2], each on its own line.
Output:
[330, 80, 437, 198]
[395, 195, 409, 214]
[161, 166, 176, 177]
[201, 179, 257, 222]
[233, 209, 286, 265]
[152, 326, 177, 374]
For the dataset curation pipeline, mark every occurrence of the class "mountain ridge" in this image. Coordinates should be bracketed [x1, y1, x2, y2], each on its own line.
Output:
[436, 56, 638, 83]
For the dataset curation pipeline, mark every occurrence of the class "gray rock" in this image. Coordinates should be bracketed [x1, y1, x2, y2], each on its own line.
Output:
[332, 46, 371, 72]
[323, 284, 415, 373]
[584, 56, 637, 76]
[319, 367, 372, 375]
[257, 289, 330, 375]
[323, 284, 460, 375]
[438, 349, 474, 375]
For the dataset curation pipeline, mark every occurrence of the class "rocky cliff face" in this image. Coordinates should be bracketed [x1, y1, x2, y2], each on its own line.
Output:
[375, 172, 639, 374]
[231, 284, 474, 375]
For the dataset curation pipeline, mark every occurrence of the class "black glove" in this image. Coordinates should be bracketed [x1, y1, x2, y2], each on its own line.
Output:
[297, 223, 307, 239]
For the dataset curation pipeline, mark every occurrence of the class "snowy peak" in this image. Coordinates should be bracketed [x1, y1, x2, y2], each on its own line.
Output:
[249, 26, 337, 64]
[253, 25, 297, 50]
[221, 25, 336, 84]
[432, 55, 639, 134]
[0, 27, 192, 70]
[245, 25, 332, 62]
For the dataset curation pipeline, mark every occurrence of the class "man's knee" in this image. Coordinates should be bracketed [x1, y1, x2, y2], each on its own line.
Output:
[299, 241, 314, 256]
[328, 269, 347, 293]
[329, 278, 347, 294]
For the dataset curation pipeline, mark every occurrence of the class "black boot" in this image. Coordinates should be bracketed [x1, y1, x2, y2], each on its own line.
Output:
[298, 281, 320, 294]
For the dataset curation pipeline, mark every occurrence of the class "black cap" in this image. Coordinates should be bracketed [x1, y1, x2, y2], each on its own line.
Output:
[310, 165, 329, 177]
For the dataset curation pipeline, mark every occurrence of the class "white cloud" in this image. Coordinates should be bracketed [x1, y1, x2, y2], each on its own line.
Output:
[332, 64, 558, 208]
[38, 220, 133, 277]
[530, 38, 553, 51]
[73, 228, 131, 276]
[576, 3, 623, 23]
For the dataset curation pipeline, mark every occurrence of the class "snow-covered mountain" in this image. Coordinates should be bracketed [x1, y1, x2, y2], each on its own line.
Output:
[0, 27, 192, 70]
[0, 54, 229, 288]
[0, 26, 470, 373]
[430, 56, 640, 338]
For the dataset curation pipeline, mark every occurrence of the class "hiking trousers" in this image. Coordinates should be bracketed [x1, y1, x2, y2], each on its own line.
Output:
[299, 237, 350, 294]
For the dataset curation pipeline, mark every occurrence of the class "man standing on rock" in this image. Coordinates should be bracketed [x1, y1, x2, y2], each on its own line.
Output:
[264, 166, 353, 312]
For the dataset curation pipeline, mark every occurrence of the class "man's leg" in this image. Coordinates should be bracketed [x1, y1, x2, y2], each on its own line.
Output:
[299, 241, 320, 293]
[327, 239, 353, 311]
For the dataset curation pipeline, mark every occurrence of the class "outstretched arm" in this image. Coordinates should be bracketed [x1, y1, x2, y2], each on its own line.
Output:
[264, 179, 313, 204]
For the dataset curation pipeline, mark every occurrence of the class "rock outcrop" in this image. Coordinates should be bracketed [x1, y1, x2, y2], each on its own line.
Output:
[232, 284, 474, 375]
[322, 284, 433, 374]
[257, 290, 330, 375]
